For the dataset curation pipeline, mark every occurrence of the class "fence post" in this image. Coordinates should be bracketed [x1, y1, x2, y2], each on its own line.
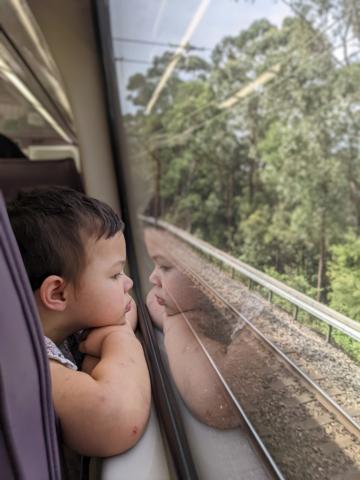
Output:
[268, 290, 273, 303]
[293, 306, 298, 321]
[327, 325, 333, 343]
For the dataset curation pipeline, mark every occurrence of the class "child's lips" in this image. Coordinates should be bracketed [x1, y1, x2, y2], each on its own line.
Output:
[155, 295, 166, 306]
[125, 301, 132, 313]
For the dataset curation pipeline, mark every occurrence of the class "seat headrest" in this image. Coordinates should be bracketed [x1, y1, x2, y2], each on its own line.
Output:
[0, 158, 84, 202]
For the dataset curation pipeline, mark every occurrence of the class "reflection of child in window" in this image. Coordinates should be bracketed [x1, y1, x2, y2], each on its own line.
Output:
[145, 230, 240, 430]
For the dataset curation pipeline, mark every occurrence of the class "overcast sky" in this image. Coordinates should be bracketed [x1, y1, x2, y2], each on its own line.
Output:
[109, 0, 292, 112]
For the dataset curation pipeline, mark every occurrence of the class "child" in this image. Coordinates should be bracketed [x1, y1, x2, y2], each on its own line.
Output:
[7, 186, 151, 457]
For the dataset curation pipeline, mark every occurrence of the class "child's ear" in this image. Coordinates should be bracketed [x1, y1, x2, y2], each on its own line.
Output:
[38, 275, 68, 312]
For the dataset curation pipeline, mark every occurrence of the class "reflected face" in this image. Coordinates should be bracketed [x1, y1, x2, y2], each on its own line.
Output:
[149, 255, 201, 316]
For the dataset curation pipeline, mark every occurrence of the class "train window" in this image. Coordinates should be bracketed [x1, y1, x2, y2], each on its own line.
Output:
[110, 1, 360, 479]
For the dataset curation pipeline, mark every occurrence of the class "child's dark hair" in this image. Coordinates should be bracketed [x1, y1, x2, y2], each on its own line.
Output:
[7, 186, 124, 291]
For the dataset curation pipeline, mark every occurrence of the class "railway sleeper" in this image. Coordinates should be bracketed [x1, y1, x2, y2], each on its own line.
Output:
[294, 414, 333, 430]
[319, 436, 356, 454]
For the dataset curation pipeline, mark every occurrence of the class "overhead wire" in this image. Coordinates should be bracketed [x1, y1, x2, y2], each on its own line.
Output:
[113, 36, 211, 52]
[140, 34, 359, 152]
[114, 57, 153, 65]
[127, 3, 358, 158]
[133, 9, 347, 146]
[141, 16, 358, 149]
[126, 4, 360, 221]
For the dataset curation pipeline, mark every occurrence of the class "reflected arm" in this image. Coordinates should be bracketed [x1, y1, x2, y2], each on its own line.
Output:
[162, 313, 240, 429]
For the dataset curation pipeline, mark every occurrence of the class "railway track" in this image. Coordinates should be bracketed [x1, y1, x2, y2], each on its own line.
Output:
[149, 229, 360, 480]
[193, 259, 360, 429]
[177, 258, 360, 479]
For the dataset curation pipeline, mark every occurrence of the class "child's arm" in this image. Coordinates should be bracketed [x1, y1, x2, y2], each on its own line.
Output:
[162, 315, 241, 429]
[81, 297, 137, 375]
[49, 323, 151, 457]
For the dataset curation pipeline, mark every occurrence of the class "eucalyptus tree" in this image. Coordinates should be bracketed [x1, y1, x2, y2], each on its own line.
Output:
[124, 1, 360, 307]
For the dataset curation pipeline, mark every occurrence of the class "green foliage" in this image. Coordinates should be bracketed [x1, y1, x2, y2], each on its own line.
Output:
[328, 235, 360, 321]
[265, 266, 318, 298]
[124, 0, 360, 344]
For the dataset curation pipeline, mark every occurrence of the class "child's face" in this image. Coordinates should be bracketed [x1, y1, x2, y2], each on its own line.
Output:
[149, 256, 201, 316]
[68, 232, 133, 329]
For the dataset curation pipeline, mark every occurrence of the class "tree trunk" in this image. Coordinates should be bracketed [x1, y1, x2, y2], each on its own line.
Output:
[345, 108, 360, 232]
[248, 158, 255, 207]
[248, 101, 259, 209]
[153, 152, 161, 219]
[348, 179, 360, 234]
[226, 173, 234, 235]
[316, 217, 326, 302]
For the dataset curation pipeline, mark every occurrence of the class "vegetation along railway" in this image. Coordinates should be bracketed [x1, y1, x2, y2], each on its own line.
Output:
[1, 0, 359, 479]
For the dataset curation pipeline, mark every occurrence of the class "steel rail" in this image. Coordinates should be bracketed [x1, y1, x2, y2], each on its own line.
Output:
[178, 257, 360, 441]
[141, 216, 360, 343]
[165, 260, 286, 480]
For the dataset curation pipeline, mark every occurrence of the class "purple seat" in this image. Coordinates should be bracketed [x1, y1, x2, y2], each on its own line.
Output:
[0, 158, 84, 201]
[0, 191, 61, 479]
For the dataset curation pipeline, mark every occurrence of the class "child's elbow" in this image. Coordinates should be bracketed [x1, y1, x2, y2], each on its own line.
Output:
[122, 408, 150, 452]
[121, 390, 151, 449]
[99, 391, 151, 457]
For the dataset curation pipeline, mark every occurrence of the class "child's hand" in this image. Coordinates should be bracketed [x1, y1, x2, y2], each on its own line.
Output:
[146, 288, 165, 330]
[125, 296, 137, 330]
[79, 324, 133, 358]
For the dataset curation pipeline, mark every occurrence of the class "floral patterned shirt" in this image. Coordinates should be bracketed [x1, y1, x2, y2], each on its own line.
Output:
[45, 336, 78, 370]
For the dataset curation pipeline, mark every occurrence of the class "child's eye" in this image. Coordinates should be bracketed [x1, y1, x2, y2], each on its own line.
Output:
[159, 265, 171, 272]
[111, 272, 123, 280]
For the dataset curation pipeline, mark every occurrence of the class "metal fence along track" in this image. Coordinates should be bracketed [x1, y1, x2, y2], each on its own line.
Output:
[141, 216, 360, 343]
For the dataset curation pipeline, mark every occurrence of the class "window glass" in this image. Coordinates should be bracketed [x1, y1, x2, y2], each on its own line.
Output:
[110, 2, 360, 478]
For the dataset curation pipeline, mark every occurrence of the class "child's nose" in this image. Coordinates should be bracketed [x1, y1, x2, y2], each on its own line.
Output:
[149, 268, 161, 286]
[124, 275, 133, 292]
